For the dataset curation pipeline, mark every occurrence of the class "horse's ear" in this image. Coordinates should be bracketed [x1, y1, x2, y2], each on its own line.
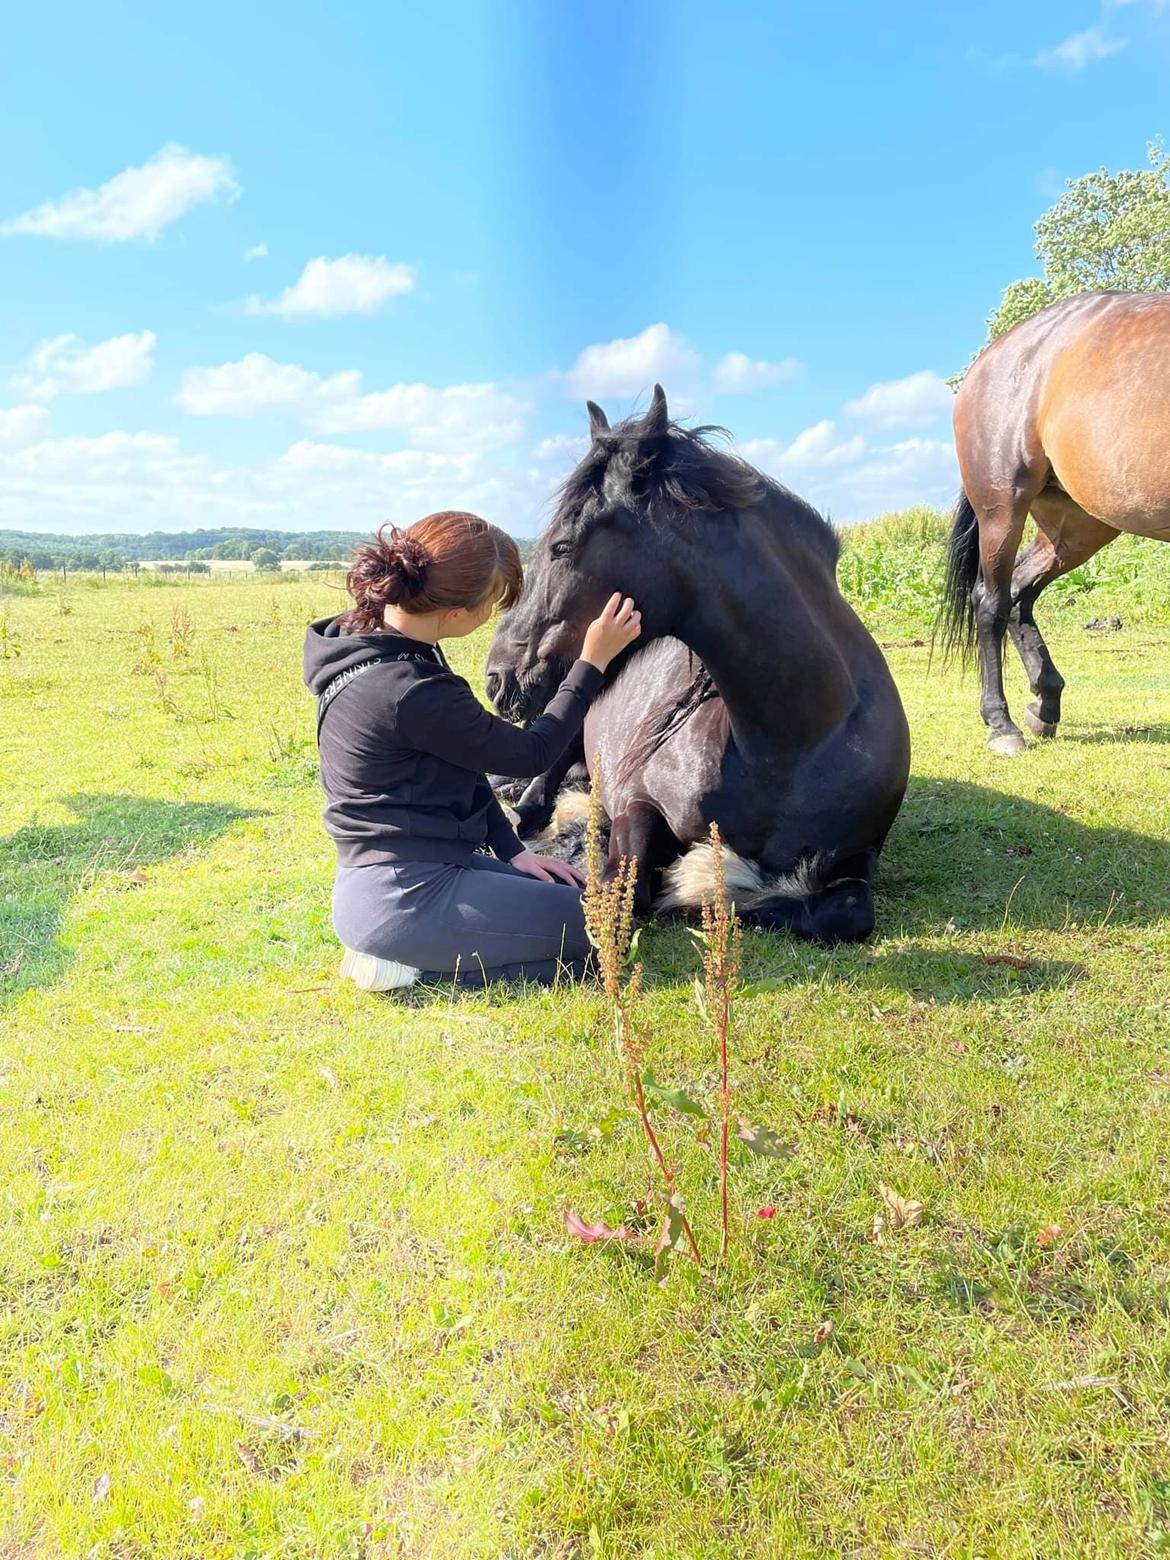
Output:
[586, 400, 609, 440]
[641, 383, 669, 438]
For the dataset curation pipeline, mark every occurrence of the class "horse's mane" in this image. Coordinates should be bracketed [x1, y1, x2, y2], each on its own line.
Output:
[554, 414, 840, 565]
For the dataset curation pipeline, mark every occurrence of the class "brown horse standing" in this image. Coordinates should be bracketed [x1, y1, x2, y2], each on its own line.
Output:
[940, 291, 1170, 754]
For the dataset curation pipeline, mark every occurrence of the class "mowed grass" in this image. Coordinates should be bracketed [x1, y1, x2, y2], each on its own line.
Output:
[2, 560, 1170, 1559]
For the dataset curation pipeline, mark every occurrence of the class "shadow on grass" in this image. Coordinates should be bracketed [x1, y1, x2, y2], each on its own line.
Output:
[328, 776, 1170, 1011]
[1054, 720, 1170, 747]
[574, 777, 1165, 1004]
[881, 777, 1170, 936]
[0, 793, 259, 1008]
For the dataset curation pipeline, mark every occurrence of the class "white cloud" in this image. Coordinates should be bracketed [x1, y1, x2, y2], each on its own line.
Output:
[0, 405, 51, 448]
[713, 352, 802, 393]
[256, 443, 551, 532]
[844, 369, 953, 430]
[243, 241, 268, 262]
[3, 430, 195, 477]
[1035, 24, 1125, 68]
[175, 353, 359, 417]
[737, 372, 954, 510]
[271, 440, 475, 487]
[0, 432, 213, 529]
[12, 331, 156, 402]
[746, 419, 868, 471]
[176, 353, 525, 452]
[1, 145, 238, 242]
[316, 382, 526, 451]
[247, 254, 415, 318]
[563, 323, 701, 399]
[0, 400, 957, 537]
[736, 437, 784, 470]
[0, 426, 554, 537]
[825, 438, 958, 520]
[532, 433, 589, 462]
[739, 420, 958, 523]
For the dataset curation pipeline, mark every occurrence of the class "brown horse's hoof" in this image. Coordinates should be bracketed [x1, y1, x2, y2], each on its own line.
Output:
[987, 730, 1028, 757]
[1024, 703, 1058, 739]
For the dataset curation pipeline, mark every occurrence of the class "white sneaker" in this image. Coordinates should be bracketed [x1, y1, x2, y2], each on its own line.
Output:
[339, 946, 421, 992]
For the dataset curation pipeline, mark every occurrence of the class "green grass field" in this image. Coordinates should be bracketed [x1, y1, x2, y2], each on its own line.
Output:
[3, 532, 1170, 1558]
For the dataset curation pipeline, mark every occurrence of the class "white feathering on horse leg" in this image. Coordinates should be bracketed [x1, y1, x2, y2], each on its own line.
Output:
[551, 789, 592, 830]
[654, 842, 829, 912]
[653, 841, 765, 912]
[529, 787, 595, 853]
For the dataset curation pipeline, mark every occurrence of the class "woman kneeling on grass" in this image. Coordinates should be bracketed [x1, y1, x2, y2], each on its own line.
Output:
[303, 511, 640, 991]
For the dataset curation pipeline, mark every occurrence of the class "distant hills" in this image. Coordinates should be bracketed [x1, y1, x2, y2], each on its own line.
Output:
[0, 525, 533, 570]
[0, 527, 376, 568]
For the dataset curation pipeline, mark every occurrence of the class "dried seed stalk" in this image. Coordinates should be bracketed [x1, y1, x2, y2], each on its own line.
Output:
[582, 762, 702, 1269]
[700, 823, 743, 1259]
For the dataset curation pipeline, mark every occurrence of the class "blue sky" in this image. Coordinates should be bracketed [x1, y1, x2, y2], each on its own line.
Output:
[0, 0, 1166, 536]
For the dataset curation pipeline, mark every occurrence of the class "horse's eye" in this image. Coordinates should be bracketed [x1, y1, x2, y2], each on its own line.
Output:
[549, 540, 573, 560]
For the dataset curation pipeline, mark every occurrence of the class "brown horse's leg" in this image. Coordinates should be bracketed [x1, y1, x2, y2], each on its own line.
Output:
[969, 493, 1035, 755]
[1007, 500, 1115, 737]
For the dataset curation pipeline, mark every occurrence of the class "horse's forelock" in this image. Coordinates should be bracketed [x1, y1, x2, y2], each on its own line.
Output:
[549, 412, 838, 567]
[557, 417, 759, 524]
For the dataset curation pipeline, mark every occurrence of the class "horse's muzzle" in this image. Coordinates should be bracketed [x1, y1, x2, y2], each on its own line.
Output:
[485, 658, 563, 722]
[484, 667, 506, 708]
[485, 666, 529, 721]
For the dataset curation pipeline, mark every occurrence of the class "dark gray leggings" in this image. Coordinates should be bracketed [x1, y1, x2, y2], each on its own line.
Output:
[332, 854, 593, 988]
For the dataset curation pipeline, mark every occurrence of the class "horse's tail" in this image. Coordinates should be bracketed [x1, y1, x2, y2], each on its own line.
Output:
[654, 841, 874, 945]
[527, 787, 596, 869]
[933, 489, 982, 664]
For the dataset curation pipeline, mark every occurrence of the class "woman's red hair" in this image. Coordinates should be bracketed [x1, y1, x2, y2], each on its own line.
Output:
[341, 512, 523, 633]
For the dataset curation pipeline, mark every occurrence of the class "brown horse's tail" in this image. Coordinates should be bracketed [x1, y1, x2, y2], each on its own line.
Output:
[934, 489, 981, 663]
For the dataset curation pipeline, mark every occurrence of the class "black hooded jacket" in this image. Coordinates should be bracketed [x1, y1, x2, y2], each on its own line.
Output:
[303, 616, 603, 867]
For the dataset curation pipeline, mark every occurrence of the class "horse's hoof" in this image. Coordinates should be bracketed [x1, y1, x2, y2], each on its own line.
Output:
[987, 730, 1028, 757]
[1024, 703, 1058, 739]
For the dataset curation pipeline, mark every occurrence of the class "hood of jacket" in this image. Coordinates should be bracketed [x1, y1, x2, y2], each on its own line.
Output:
[302, 615, 442, 696]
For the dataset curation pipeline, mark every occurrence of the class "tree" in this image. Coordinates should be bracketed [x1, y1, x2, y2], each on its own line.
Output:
[251, 547, 280, 571]
[986, 139, 1170, 343]
[987, 277, 1056, 343]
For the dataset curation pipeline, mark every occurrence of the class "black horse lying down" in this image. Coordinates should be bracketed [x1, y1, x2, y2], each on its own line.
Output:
[485, 387, 911, 943]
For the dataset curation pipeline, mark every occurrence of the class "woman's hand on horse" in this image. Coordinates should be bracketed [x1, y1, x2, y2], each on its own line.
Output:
[581, 594, 641, 671]
[509, 850, 587, 889]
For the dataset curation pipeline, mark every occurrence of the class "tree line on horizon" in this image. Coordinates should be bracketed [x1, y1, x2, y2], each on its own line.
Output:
[0, 525, 535, 575]
[0, 526, 369, 573]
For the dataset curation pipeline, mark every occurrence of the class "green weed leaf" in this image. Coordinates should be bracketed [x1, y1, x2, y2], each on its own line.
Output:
[642, 1069, 707, 1117]
[654, 1192, 686, 1282]
[740, 977, 787, 997]
[692, 975, 709, 1022]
